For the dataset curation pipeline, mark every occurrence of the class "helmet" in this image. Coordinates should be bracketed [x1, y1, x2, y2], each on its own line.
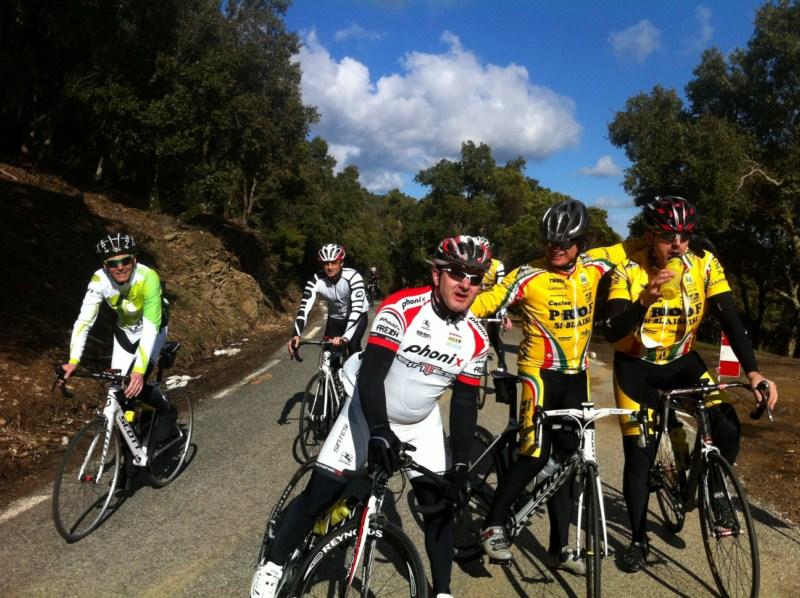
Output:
[540, 200, 588, 244]
[96, 233, 137, 257]
[317, 243, 346, 262]
[643, 196, 698, 233]
[431, 235, 492, 272]
[474, 235, 490, 249]
[369, 266, 377, 273]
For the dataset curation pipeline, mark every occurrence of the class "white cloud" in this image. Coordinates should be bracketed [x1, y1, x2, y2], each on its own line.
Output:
[593, 196, 634, 209]
[609, 20, 661, 63]
[334, 23, 385, 43]
[692, 6, 714, 50]
[579, 155, 622, 177]
[294, 30, 581, 193]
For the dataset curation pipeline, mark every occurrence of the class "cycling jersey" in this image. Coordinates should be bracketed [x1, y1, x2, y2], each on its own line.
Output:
[293, 267, 368, 341]
[69, 263, 163, 375]
[471, 241, 639, 372]
[608, 248, 730, 364]
[481, 258, 506, 289]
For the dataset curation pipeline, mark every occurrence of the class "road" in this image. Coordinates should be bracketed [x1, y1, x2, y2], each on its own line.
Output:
[2, 320, 799, 597]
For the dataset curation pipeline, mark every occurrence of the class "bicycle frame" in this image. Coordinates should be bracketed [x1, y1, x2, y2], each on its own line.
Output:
[101, 385, 151, 468]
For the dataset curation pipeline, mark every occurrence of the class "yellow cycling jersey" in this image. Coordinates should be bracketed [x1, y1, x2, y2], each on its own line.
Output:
[481, 258, 505, 289]
[608, 248, 731, 364]
[471, 241, 639, 372]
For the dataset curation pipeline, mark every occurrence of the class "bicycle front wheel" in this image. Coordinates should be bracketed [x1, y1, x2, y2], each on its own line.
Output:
[582, 464, 602, 598]
[291, 518, 427, 598]
[298, 373, 337, 461]
[148, 387, 194, 487]
[699, 452, 759, 598]
[52, 418, 121, 542]
[653, 426, 686, 533]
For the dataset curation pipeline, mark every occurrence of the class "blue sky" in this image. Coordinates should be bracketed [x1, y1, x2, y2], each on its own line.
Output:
[284, 0, 765, 235]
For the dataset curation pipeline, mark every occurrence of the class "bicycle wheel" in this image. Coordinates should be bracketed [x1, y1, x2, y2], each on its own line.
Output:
[698, 452, 759, 598]
[148, 388, 194, 487]
[298, 373, 336, 461]
[291, 518, 427, 598]
[453, 427, 505, 561]
[582, 465, 602, 598]
[652, 425, 686, 533]
[477, 354, 494, 409]
[52, 418, 121, 542]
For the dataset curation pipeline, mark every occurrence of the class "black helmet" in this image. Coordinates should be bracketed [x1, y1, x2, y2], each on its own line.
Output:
[540, 200, 588, 244]
[96, 233, 137, 257]
[431, 235, 492, 272]
[643, 196, 698, 234]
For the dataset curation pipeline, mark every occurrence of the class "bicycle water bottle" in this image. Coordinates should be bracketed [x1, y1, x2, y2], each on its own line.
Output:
[669, 425, 690, 471]
[533, 455, 560, 487]
[313, 497, 352, 536]
[660, 257, 684, 300]
[124, 410, 136, 423]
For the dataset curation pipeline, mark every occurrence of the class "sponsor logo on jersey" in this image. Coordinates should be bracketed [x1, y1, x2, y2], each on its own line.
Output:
[416, 330, 431, 339]
[376, 324, 400, 338]
[396, 354, 456, 378]
[402, 344, 464, 366]
[447, 332, 462, 347]
[579, 272, 589, 285]
[333, 423, 349, 453]
[339, 451, 353, 466]
[401, 296, 425, 310]
[422, 319, 431, 330]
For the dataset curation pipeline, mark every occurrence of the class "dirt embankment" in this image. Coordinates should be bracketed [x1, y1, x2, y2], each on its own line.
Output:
[0, 163, 296, 507]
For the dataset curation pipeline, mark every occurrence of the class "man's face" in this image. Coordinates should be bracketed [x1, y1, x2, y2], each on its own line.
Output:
[545, 241, 579, 270]
[432, 266, 482, 313]
[646, 231, 690, 268]
[322, 260, 343, 279]
[103, 254, 135, 284]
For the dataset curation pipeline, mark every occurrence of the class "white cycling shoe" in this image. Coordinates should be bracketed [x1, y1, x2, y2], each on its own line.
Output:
[250, 561, 284, 598]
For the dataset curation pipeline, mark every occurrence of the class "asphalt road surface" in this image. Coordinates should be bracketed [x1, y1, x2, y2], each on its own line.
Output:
[2, 320, 799, 597]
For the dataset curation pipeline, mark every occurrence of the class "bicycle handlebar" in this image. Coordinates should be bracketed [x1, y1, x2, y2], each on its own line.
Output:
[664, 380, 773, 423]
[290, 337, 338, 363]
[52, 365, 129, 398]
[535, 403, 650, 449]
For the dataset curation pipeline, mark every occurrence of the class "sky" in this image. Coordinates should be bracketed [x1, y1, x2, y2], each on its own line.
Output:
[284, 0, 765, 236]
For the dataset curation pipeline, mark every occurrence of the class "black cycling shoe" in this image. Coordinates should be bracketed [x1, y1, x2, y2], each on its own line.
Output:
[619, 541, 649, 573]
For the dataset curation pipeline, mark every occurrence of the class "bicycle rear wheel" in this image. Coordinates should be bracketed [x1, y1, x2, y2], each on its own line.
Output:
[454, 426, 504, 561]
[291, 518, 427, 598]
[148, 387, 194, 487]
[582, 465, 602, 598]
[52, 418, 121, 542]
[298, 373, 338, 461]
[699, 452, 759, 598]
[652, 425, 686, 533]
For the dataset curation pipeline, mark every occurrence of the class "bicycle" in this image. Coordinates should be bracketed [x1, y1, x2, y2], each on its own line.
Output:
[51, 341, 193, 542]
[649, 380, 772, 598]
[456, 371, 648, 597]
[477, 316, 505, 409]
[290, 445, 451, 598]
[367, 280, 380, 306]
[293, 338, 347, 461]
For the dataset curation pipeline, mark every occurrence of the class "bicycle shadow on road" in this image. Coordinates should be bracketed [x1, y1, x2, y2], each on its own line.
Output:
[276, 391, 305, 426]
[748, 501, 800, 547]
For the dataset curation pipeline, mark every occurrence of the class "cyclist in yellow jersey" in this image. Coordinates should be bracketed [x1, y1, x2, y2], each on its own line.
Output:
[473, 200, 641, 570]
[475, 237, 511, 372]
[601, 196, 778, 572]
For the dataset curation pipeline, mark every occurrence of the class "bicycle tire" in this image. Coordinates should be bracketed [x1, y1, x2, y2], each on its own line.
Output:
[52, 418, 121, 542]
[148, 388, 194, 487]
[291, 518, 428, 598]
[698, 452, 759, 598]
[454, 426, 505, 561]
[477, 353, 494, 409]
[583, 464, 602, 598]
[298, 372, 337, 461]
[652, 424, 686, 534]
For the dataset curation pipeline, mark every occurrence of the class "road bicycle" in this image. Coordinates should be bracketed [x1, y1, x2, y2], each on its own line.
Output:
[477, 316, 505, 409]
[253, 460, 365, 597]
[290, 445, 451, 598]
[649, 380, 771, 598]
[293, 338, 347, 461]
[51, 341, 193, 542]
[456, 371, 648, 597]
[367, 280, 380, 306]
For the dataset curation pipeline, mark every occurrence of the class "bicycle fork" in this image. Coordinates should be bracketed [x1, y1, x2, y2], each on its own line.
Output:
[346, 486, 385, 592]
[574, 427, 610, 558]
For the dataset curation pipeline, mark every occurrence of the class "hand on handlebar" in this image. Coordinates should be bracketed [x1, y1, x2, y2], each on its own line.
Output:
[59, 363, 77, 383]
[747, 372, 777, 411]
[368, 426, 402, 475]
[446, 463, 471, 505]
[124, 372, 144, 398]
[502, 316, 512, 331]
[288, 336, 300, 358]
[330, 336, 346, 347]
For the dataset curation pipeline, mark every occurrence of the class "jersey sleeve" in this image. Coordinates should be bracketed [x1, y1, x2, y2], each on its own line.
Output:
[68, 273, 106, 365]
[132, 268, 163, 374]
[456, 321, 489, 386]
[471, 265, 522, 318]
[293, 274, 321, 336]
[607, 262, 636, 302]
[367, 302, 406, 352]
[583, 239, 645, 276]
[704, 253, 731, 298]
[343, 270, 368, 341]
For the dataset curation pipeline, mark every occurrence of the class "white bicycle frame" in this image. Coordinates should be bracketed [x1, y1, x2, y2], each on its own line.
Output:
[311, 349, 343, 424]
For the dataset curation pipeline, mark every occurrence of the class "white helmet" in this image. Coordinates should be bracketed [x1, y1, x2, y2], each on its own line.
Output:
[317, 243, 346, 262]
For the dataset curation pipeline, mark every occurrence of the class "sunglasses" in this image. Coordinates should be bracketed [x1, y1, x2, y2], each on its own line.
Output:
[657, 232, 692, 243]
[104, 255, 134, 269]
[440, 267, 483, 286]
[547, 240, 577, 250]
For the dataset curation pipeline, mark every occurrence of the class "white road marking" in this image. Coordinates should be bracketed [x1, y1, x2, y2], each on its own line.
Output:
[0, 494, 49, 524]
[212, 359, 282, 400]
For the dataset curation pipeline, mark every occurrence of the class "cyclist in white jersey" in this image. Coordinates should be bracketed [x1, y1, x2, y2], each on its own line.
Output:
[252, 236, 492, 598]
[288, 243, 368, 359]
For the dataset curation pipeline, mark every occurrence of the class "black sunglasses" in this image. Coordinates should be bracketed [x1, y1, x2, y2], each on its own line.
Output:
[657, 232, 692, 243]
[440, 267, 483, 286]
[547, 240, 577, 250]
[104, 255, 134, 269]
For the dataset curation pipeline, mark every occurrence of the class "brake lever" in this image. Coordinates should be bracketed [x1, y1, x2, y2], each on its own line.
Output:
[749, 381, 773, 423]
[52, 366, 74, 398]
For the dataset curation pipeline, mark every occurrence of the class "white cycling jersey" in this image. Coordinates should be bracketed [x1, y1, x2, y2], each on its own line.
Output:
[316, 286, 489, 477]
[293, 267, 368, 341]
